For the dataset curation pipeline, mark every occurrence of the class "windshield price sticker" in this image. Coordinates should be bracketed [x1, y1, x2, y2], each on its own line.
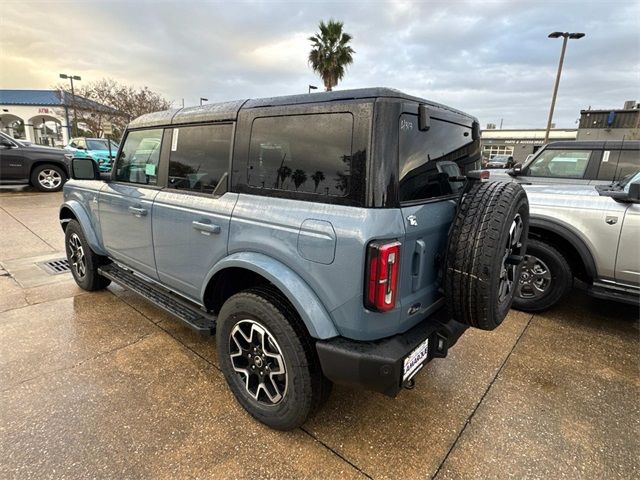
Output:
[171, 128, 179, 151]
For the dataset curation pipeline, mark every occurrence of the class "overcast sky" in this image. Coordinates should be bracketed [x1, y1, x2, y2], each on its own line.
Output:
[1, 0, 638, 128]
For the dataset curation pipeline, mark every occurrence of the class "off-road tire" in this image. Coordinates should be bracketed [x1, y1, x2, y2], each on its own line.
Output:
[64, 219, 111, 291]
[217, 286, 331, 430]
[512, 239, 572, 312]
[445, 181, 529, 330]
[30, 164, 66, 192]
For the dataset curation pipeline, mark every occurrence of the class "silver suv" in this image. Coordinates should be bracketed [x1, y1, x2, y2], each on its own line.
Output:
[60, 88, 529, 430]
[513, 170, 640, 311]
[490, 140, 640, 186]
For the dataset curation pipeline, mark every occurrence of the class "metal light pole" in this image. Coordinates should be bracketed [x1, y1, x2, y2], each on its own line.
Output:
[543, 32, 585, 144]
[200, 97, 208, 106]
[59, 74, 81, 137]
[308, 85, 318, 94]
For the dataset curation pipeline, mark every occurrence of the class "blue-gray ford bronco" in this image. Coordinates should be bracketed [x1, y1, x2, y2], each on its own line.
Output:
[61, 88, 529, 430]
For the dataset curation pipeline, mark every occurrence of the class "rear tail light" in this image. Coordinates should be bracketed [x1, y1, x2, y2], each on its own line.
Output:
[365, 240, 401, 312]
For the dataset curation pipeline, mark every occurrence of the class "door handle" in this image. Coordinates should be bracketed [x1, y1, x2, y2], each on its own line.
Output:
[128, 206, 147, 217]
[192, 220, 221, 235]
[411, 239, 426, 292]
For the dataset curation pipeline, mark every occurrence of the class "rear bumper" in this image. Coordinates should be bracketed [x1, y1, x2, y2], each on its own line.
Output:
[315, 308, 468, 397]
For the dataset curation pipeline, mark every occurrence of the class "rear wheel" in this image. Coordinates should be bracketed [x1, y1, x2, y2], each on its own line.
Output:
[445, 181, 530, 330]
[512, 239, 572, 312]
[31, 164, 66, 192]
[64, 220, 111, 291]
[217, 287, 331, 430]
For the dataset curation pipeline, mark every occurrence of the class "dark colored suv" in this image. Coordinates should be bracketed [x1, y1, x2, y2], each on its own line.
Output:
[61, 88, 529, 429]
[0, 132, 72, 191]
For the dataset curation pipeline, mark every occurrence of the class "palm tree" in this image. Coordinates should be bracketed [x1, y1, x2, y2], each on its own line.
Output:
[311, 170, 325, 192]
[276, 165, 292, 189]
[308, 20, 355, 91]
[291, 169, 308, 191]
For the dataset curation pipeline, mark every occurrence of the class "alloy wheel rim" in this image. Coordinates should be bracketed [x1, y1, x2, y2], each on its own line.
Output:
[498, 213, 524, 303]
[229, 319, 287, 405]
[516, 254, 552, 299]
[38, 169, 62, 189]
[68, 233, 86, 278]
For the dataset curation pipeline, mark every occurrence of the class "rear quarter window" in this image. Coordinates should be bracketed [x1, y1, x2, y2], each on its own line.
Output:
[247, 113, 353, 196]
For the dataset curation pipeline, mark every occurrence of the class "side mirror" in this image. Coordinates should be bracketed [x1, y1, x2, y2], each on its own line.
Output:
[627, 182, 640, 202]
[509, 163, 523, 177]
[1, 139, 14, 148]
[71, 158, 99, 180]
[76, 145, 86, 150]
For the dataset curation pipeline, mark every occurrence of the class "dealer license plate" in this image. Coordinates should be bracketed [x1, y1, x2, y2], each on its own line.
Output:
[403, 337, 430, 382]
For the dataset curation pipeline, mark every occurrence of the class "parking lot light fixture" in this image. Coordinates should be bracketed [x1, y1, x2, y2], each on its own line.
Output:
[544, 32, 586, 144]
[200, 97, 208, 106]
[308, 85, 318, 94]
[59, 73, 82, 137]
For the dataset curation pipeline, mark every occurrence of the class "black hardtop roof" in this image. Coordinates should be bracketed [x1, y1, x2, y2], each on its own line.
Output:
[547, 140, 640, 150]
[128, 87, 475, 128]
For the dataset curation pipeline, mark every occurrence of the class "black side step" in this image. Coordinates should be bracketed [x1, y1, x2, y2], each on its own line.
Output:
[588, 283, 640, 306]
[99, 263, 216, 335]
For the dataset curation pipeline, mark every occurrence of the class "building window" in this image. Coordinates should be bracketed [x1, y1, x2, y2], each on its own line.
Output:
[482, 145, 514, 159]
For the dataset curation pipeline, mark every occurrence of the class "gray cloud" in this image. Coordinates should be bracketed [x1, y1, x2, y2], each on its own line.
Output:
[1, 0, 638, 128]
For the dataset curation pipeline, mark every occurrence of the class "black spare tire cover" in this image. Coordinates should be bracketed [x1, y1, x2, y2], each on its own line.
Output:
[444, 181, 529, 330]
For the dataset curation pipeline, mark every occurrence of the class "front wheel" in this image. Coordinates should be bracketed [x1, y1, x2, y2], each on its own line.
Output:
[31, 164, 66, 192]
[216, 287, 331, 430]
[64, 220, 111, 291]
[512, 239, 572, 312]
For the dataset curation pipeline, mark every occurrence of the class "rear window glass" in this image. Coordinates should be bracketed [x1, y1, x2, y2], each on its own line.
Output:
[398, 114, 478, 203]
[597, 150, 640, 181]
[247, 113, 353, 196]
[527, 149, 591, 178]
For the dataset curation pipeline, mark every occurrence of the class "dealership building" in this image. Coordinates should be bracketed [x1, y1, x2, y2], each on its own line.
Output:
[480, 128, 577, 164]
[0, 89, 114, 147]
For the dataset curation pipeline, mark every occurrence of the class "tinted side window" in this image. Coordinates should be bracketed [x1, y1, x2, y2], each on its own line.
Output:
[527, 149, 591, 178]
[597, 150, 640, 181]
[398, 114, 478, 203]
[247, 113, 353, 196]
[115, 129, 163, 185]
[167, 124, 232, 194]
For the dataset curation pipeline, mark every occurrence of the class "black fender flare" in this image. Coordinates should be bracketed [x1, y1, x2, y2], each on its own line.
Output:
[528, 217, 597, 279]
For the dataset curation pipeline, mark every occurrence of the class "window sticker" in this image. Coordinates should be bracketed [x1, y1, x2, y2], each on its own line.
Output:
[145, 163, 156, 176]
[171, 128, 179, 151]
[602, 150, 610, 163]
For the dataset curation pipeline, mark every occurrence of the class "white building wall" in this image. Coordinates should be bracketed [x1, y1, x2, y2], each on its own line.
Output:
[0, 104, 69, 146]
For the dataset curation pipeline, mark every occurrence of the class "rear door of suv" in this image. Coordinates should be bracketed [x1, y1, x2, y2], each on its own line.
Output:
[396, 106, 478, 329]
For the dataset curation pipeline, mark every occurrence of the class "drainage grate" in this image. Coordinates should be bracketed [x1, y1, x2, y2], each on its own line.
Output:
[39, 258, 71, 275]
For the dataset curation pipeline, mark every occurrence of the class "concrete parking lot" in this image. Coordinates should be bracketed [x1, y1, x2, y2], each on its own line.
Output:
[1, 188, 638, 480]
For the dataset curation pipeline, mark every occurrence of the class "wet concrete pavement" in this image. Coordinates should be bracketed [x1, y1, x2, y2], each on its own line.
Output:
[1, 188, 638, 479]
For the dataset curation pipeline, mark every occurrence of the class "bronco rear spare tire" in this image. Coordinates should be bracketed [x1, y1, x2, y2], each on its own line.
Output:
[445, 181, 529, 330]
